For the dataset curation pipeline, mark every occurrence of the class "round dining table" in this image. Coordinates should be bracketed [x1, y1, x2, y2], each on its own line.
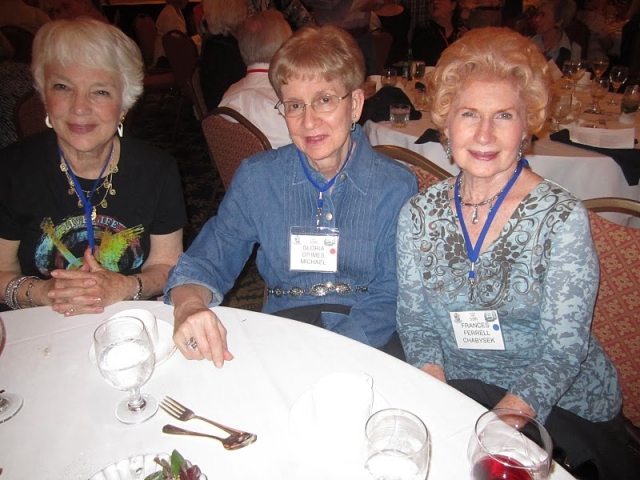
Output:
[0, 301, 575, 479]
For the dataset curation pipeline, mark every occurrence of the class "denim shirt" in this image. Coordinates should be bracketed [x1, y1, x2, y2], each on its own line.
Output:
[165, 126, 418, 348]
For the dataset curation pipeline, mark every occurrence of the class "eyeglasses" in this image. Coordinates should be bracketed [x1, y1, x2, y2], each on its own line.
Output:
[274, 92, 352, 118]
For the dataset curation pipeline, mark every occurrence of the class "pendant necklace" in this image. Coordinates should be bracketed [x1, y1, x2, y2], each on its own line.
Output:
[454, 159, 528, 302]
[59, 143, 117, 220]
[457, 182, 506, 225]
[58, 142, 116, 252]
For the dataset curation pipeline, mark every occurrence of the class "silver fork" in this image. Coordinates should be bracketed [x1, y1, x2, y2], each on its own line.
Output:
[160, 396, 257, 445]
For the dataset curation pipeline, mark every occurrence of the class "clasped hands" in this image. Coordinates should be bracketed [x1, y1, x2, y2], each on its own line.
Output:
[45, 247, 133, 316]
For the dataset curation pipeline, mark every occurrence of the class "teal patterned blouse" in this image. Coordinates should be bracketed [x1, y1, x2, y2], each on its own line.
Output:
[396, 178, 622, 423]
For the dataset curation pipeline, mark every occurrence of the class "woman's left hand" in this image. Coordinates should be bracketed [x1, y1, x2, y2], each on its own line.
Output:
[48, 248, 134, 316]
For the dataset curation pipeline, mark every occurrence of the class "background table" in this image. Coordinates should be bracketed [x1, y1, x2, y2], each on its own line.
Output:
[365, 117, 640, 204]
[0, 302, 574, 479]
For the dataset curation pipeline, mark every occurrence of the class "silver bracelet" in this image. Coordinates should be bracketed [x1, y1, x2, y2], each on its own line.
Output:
[132, 274, 143, 301]
[4, 275, 38, 310]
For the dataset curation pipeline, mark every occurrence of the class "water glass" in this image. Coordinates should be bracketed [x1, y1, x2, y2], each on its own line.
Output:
[586, 77, 610, 114]
[390, 104, 411, 128]
[620, 84, 640, 124]
[0, 320, 23, 424]
[382, 68, 398, 88]
[468, 409, 553, 480]
[94, 316, 158, 424]
[365, 408, 430, 480]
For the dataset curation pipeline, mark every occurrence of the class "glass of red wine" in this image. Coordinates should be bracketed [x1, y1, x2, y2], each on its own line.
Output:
[468, 408, 553, 480]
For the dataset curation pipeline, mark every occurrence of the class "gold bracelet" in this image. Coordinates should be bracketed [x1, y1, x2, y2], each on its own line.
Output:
[26, 278, 40, 308]
[132, 274, 143, 301]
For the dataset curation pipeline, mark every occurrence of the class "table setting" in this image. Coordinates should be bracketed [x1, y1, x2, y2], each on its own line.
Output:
[0, 301, 577, 479]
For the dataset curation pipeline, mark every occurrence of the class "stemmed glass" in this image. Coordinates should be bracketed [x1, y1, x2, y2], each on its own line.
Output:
[571, 59, 589, 85]
[0, 320, 24, 423]
[586, 77, 610, 114]
[410, 60, 426, 82]
[468, 409, 553, 480]
[591, 57, 609, 79]
[608, 65, 629, 105]
[94, 316, 158, 424]
[550, 92, 572, 131]
[561, 60, 577, 86]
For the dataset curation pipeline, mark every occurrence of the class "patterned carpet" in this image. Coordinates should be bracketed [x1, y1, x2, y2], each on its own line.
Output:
[130, 91, 264, 312]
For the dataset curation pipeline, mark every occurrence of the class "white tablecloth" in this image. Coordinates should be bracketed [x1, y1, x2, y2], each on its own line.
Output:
[0, 301, 575, 479]
[364, 108, 640, 204]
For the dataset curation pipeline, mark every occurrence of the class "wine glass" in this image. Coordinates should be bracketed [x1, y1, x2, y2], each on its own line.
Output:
[571, 59, 589, 85]
[608, 65, 629, 105]
[468, 409, 553, 480]
[561, 60, 577, 85]
[591, 57, 609, 79]
[0, 320, 24, 423]
[586, 77, 610, 114]
[94, 316, 158, 424]
[550, 93, 572, 131]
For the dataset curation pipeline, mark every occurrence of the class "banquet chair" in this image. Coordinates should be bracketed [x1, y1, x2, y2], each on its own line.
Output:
[0, 25, 34, 64]
[190, 62, 208, 121]
[13, 89, 47, 140]
[201, 107, 272, 190]
[162, 30, 200, 137]
[583, 197, 640, 430]
[132, 14, 174, 94]
[373, 144, 450, 190]
[372, 31, 393, 74]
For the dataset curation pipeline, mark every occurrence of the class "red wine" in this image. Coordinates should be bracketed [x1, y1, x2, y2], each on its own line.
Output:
[472, 455, 533, 480]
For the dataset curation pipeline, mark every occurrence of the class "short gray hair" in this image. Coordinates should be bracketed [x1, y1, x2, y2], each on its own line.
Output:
[237, 10, 292, 65]
[539, 0, 576, 27]
[32, 18, 143, 111]
[203, 0, 247, 35]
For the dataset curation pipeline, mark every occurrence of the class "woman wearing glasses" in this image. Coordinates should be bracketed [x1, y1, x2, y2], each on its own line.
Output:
[165, 25, 418, 366]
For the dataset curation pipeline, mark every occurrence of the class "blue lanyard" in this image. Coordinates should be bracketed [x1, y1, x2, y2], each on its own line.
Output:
[454, 159, 528, 286]
[297, 140, 354, 227]
[60, 143, 113, 253]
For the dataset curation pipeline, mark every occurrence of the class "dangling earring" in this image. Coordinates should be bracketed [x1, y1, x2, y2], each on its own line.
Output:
[516, 141, 523, 162]
[445, 139, 452, 162]
[117, 121, 124, 137]
[351, 116, 356, 132]
[45, 114, 53, 129]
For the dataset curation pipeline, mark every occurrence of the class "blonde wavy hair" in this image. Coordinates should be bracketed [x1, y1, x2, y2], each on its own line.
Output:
[427, 27, 551, 140]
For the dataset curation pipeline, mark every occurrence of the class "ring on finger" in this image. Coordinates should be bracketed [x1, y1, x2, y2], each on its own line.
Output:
[185, 337, 198, 351]
[65, 308, 74, 315]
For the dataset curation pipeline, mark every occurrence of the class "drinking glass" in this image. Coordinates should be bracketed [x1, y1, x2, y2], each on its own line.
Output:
[561, 60, 577, 85]
[550, 93, 571, 131]
[0, 320, 24, 423]
[620, 84, 640, 124]
[591, 57, 609, 79]
[410, 60, 426, 82]
[390, 103, 411, 128]
[381, 68, 398, 88]
[94, 316, 158, 424]
[608, 65, 629, 105]
[365, 408, 430, 480]
[571, 59, 589, 85]
[468, 409, 553, 480]
[586, 77, 610, 114]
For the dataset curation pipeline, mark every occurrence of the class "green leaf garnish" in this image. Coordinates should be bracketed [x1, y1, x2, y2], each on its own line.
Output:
[170, 450, 186, 478]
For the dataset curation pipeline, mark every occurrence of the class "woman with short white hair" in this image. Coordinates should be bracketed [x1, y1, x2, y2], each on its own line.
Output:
[0, 18, 186, 315]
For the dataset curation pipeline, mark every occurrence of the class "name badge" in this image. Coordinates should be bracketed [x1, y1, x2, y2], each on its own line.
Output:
[450, 310, 505, 350]
[290, 227, 339, 272]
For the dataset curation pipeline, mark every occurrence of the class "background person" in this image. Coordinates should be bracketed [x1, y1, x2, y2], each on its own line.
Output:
[153, 0, 189, 68]
[200, 0, 248, 110]
[165, 25, 417, 366]
[411, 0, 468, 66]
[219, 10, 293, 148]
[396, 27, 640, 479]
[531, 0, 581, 69]
[0, 18, 186, 315]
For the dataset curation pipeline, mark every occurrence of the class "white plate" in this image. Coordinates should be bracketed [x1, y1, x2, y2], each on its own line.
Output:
[89, 319, 176, 367]
[88, 453, 168, 480]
